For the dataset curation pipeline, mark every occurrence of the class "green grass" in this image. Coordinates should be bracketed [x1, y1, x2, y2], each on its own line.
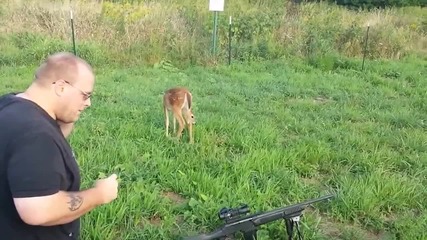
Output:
[1, 55, 426, 240]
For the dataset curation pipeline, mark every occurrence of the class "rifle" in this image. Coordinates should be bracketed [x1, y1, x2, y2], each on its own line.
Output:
[183, 193, 335, 240]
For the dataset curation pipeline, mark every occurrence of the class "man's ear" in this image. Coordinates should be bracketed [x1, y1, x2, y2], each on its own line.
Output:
[53, 80, 66, 96]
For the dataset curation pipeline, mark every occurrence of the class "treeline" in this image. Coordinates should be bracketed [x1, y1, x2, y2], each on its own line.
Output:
[287, 0, 426, 8]
[328, 0, 427, 9]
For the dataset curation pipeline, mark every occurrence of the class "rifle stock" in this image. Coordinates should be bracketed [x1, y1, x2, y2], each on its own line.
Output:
[183, 193, 335, 240]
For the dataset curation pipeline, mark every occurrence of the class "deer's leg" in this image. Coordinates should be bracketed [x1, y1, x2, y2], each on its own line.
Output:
[173, 115, 176, 135]
[188, 122, 193, 144]
[164, 106, 169, 137]
[173, 108, 186, 140]
[183, 109, 194, 144]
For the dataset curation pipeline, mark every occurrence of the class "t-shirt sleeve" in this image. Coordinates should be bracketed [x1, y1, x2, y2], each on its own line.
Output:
[7, 132, 64, 198]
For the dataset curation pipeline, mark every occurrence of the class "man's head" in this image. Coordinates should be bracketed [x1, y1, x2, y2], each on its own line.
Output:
[32, 52, 95, 123]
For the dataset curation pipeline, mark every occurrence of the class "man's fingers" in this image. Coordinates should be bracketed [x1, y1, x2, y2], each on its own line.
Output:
[110, 173, 117, 179]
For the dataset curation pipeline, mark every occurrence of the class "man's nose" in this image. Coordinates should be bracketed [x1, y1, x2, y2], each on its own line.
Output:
[85, 98, 91, 107]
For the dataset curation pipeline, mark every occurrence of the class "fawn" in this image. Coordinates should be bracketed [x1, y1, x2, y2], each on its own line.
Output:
[163, 87, 195, 143]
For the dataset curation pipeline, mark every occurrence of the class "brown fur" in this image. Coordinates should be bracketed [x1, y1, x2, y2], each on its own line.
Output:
[163, 87, 195, 143]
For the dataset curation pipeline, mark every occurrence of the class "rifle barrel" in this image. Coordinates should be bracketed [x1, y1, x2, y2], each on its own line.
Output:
[252, 194, 335, 225]
[225, 194, 335, 225]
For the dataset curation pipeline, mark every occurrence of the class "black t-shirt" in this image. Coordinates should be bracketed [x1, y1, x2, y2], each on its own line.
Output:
[0, 93, 81, 240]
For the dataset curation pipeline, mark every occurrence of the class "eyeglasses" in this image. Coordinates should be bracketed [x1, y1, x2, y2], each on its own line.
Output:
[53, 80, 91, 100]
[64, 81, 91, 100]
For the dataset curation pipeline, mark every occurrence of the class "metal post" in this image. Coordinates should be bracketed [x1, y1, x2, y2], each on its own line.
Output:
[70, 9, 77, 56]
[228, 16, 232, 65]
[212, 11, 219, 55]
[362, 24, 370, 71]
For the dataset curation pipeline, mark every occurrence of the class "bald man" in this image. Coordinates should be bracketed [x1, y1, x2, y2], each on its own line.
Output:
[0, 52, 119, 240]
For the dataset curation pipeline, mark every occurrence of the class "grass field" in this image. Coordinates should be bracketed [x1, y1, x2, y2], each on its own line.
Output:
[1, 54, 426, 239]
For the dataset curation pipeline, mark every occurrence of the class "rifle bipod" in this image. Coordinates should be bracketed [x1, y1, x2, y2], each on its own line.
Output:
[237, 217, 305, 240]
[285, 215, 303, 240]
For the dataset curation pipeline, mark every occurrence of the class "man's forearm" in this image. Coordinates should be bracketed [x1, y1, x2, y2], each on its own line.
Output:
[40, 188, 101, 226]
[14, 175, 117, 226]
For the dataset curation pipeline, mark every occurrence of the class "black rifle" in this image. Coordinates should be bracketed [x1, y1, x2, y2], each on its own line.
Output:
[183, 193, 335, 240]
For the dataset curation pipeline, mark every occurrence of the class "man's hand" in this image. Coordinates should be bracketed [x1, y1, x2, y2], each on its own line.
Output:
[13, 173, 119, 226]
[94, 174, 119, 204]
[57, 120, 75, 138]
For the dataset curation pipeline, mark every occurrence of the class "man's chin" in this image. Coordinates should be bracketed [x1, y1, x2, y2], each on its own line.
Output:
[57, 117, 78, 125]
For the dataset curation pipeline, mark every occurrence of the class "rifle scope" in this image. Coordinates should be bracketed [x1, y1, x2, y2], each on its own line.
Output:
[218, 204, 250, 221]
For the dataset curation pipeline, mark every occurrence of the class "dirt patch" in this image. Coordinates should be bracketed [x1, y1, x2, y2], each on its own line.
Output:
[313, 96, 333, 104]
[149, 214, 162, 226]
[301, 176, 321, 186]
[139, 192, 187, 230]
[162, 191, 187, 205]
[139, 213, 163, 228]
[316, 213, 393, 240]
[320, 218, 342, 237]
[380, 213, 398, 223]
[175, 215, 185, 225]
[300, 176, 331, 192]
[284, 96, 334, 105]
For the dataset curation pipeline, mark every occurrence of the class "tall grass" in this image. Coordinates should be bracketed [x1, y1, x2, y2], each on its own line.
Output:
[0, 0, 426, 67]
